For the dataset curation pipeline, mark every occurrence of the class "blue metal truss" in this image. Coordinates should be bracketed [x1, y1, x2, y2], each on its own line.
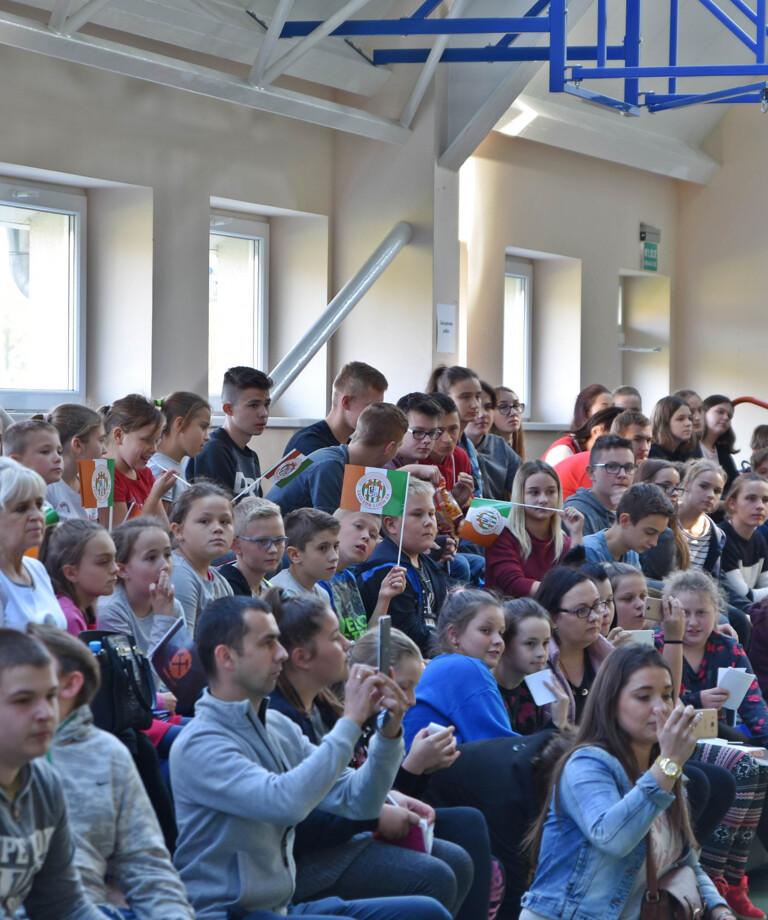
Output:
[272, 0, 768, 114]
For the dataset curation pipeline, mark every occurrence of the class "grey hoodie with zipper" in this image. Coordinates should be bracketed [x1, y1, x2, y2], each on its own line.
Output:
[0, 759, 103, 920]
[48, 705, 194, 920]
[170, 689, 404, 920]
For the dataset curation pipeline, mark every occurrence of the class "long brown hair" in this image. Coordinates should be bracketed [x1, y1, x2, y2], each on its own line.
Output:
[492, 386, 526, 459]
[525, 644, 695, 865]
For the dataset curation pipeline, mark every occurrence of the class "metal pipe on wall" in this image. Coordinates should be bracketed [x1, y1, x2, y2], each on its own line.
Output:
[268, 221, 413, 402]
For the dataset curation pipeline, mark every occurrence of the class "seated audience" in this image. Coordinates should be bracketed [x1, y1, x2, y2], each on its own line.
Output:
[44, 404, 106, 521]
[552, 406, 623, 499]
[426, 392, 474, 508]
[32, 624, 195, 920]
[649, 394, 700, 462]
[170, 595, 449, 920]
[3, 417, 63, 493]
[563, 434, 636, 535]
[285, 362, 388, 456]
[266, 403, 408, 515]
[633, 459, 689, 582]
[678, 459, 727, 576]
[463, 382, 522, 501]
[389, 392, 447, 483]
[491, 386, 526, 461]
[541, 384, 613, 465]
[0, 628, 104, 920]
[611, 384, 643, 411]
[611, 408, 653, 463]
[426, 366, 485, 498]
[357, 479, 448, 657]
[186, 366, 271, 497]
[485, 460, 583, 599]
[701, 395, 740, 501]
[149, 391, 211, 509]
[218, 497, 285, 597]
[719, 472, 768, 610]
[270, 508, 340, 600]
[674, 387, 705, 439]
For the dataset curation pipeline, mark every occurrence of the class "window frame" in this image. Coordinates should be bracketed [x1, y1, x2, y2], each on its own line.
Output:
[208, 212, 269, 410]
[503, 255, 533, 420]
[0, 178, 86, 411]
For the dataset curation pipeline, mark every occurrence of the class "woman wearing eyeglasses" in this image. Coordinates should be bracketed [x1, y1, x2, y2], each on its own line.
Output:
[492, 386, 526, 461]
[536, 566, 614, 723]
[633, 459, 691, 582]
[463, 382, 522, 501]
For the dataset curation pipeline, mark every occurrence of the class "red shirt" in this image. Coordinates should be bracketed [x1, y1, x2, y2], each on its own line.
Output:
[430, 446, 471, 491]
[114, 467, 155, 509]
[553, 451, 591, 500]
[485, 527, 572, 598]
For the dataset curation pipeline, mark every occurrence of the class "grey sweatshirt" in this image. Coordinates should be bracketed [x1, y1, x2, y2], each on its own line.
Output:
[0, 759, 103, 920]
[170, 551, 233, 636]
[474, 433, 522, 501]
[48, 706, 194, 920]
[563, 486, 616, 537]
[170, 689, 404, 920]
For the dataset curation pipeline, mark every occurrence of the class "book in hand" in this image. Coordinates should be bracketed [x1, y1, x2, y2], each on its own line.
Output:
[374, 818, 434, 854]
[150, 619, 207, 710]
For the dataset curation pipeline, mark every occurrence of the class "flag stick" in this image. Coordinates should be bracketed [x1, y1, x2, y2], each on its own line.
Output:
[152, 463, 190, 487]
[108, 505, 113, 532]
[479, 500, 566, 513]
[125, 502, 136, 520]
[232, 474, 264, 505]
[396, 472, 411, 568]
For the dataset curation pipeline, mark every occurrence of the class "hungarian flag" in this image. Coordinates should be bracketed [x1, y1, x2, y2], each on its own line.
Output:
[261, 449, 312, 490]
[460, 498, 513, 547]
[339, 465, 409, 516]
[78, 459, 115, 509]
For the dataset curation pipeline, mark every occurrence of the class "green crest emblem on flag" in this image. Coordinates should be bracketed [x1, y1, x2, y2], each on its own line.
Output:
[92, 467, 112, 505]
[471, 506, 505, 536]
[356, 474, 393, 512]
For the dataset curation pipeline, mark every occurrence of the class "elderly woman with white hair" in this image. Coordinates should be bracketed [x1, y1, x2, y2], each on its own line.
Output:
[0, 456, 66, 629]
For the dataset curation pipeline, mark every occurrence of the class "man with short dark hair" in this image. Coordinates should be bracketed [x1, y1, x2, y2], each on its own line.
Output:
[564, 435, 637, 536]
[0, 628, 103, 920]
[171, 596, 448, 920]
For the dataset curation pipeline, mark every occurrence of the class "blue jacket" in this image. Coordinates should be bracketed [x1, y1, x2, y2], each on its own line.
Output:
[522, 746, 726, 920]
[402, 654, 519, 749]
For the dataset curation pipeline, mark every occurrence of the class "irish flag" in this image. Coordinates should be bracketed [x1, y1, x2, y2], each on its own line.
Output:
[460, 498, 513, 547]
[78, 459, 115, 509]
[261, 449, 313, 490]
[339, 465, 409, 516]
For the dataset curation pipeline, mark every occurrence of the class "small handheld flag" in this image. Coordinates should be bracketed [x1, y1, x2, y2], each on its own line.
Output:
[460, 498, 513, 547]
[339, 465, 410, 517]
[262, 449, 313, 490]
[78, 459, 115, 510]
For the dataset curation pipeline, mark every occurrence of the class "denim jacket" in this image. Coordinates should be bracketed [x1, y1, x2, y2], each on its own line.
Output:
[522, 746, 726, 920]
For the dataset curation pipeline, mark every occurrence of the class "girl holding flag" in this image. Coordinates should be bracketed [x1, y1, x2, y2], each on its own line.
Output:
[484, 461, 584, 599]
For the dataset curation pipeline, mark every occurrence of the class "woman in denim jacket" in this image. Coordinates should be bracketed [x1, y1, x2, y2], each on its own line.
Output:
[520, 645, 734, 920]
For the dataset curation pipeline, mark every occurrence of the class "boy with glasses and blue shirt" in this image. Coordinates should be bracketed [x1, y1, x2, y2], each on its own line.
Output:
[564, 435, 638, 536]
[219, 497, 286, 598]
[583, 482, 675, 566]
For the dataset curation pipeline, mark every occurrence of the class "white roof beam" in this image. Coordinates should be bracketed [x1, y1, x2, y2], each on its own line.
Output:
[48, 0, 75, 33]
[248, 0, 295, 85]
[61, 0, 114, 34]
[0, 9, 410, 143]
[261, 0, 372, 86]
[400, 0, 467, 128]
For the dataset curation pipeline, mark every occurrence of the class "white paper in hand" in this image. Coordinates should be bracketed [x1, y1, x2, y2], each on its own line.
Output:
[717, 667, 753, 711]
[524, 668, 559, 706]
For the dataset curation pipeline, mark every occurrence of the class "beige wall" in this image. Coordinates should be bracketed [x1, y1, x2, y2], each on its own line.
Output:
[677, 106, 768, 452]
[463, 133, 679, 428]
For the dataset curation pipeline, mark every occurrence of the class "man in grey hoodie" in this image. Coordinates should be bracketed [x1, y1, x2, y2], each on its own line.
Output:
[170, 595, 451, 920]
[563, 435, 637, 536]
[0, 628, 103, 920]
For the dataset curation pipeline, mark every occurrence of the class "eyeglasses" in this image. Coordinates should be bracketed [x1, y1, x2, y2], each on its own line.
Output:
[497, 402, 525, 416]
[592, 462, 638, 476]
[408, 427, 443, 442]
[237, 536, 287, 550]
[655, 483, 684, 495]
[558, 600, 609, 618]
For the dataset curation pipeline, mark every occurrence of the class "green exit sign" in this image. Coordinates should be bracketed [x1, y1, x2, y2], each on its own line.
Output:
[643, 241, 658, 272]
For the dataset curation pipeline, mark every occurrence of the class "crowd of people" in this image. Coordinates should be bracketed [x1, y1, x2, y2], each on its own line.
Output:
[3, 362, 768, 920]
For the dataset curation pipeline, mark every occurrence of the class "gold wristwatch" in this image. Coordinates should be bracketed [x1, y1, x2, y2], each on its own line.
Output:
[654, 756, 684, 780]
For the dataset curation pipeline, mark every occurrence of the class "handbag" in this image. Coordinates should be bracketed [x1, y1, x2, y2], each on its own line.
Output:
[81, 629, 155, 735]
[641, 831, 706, 920]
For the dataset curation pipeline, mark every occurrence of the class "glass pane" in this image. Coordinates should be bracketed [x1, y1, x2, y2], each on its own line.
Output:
[208, 233, 260, 396]
[0, 205, 74, 391]
[502, 274, 529, 407]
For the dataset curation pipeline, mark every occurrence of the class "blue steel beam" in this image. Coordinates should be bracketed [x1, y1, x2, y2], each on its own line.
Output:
[572, 63, 768, 77]
[694, 0, 756, 51]
[279, 17, 545, 37]
[549, 0, 566, 92]
[411, 0, 443, 18]
[373, 43, 625, 65]
[624, 0, 641, 106]
[564, 83, 641, 113]
[647, 80, 768, 110]
[669, 0, 678, 93]
[496, 0, 550, 47]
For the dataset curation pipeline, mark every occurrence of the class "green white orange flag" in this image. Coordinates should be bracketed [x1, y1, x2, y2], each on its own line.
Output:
[78, 459, 115, 509]
[339, 465, 409, 516]
[460, 498, 513, 547]
[261, 449, 313, 490]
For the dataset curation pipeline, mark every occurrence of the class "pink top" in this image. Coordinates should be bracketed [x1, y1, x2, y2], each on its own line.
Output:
[56, 593, 89, 637]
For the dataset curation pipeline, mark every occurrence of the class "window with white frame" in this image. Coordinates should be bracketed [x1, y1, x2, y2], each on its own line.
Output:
[502, 256, 532, 417]
[0, 180, 86, 410]
[208, 214, 269, 406]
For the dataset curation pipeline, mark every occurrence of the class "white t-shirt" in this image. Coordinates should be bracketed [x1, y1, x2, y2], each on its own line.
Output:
[46, 480, 97, 521]
[0, 557, 67, 630]
[148, 453, 189, 506]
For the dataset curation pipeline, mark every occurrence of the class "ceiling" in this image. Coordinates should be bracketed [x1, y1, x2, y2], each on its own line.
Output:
[0, 0, 764, 182]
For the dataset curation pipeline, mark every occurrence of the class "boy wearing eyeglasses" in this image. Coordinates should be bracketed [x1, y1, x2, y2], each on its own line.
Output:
[219, 497, 285, 597]
[582, 482, 674, 566]
[564, 435, 637, 536]
[384, 393, 446, 485]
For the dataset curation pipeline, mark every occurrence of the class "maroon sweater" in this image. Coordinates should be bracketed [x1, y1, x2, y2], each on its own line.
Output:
[485, 528, 571, 598]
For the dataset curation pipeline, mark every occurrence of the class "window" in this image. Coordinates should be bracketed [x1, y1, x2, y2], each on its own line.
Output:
[0, 180, 86, 410]
[208, 214, 269, 406]
[502, 256, 532, 417]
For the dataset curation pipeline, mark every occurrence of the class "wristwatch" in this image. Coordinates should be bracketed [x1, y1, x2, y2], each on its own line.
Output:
[654, 756, 684, 780]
